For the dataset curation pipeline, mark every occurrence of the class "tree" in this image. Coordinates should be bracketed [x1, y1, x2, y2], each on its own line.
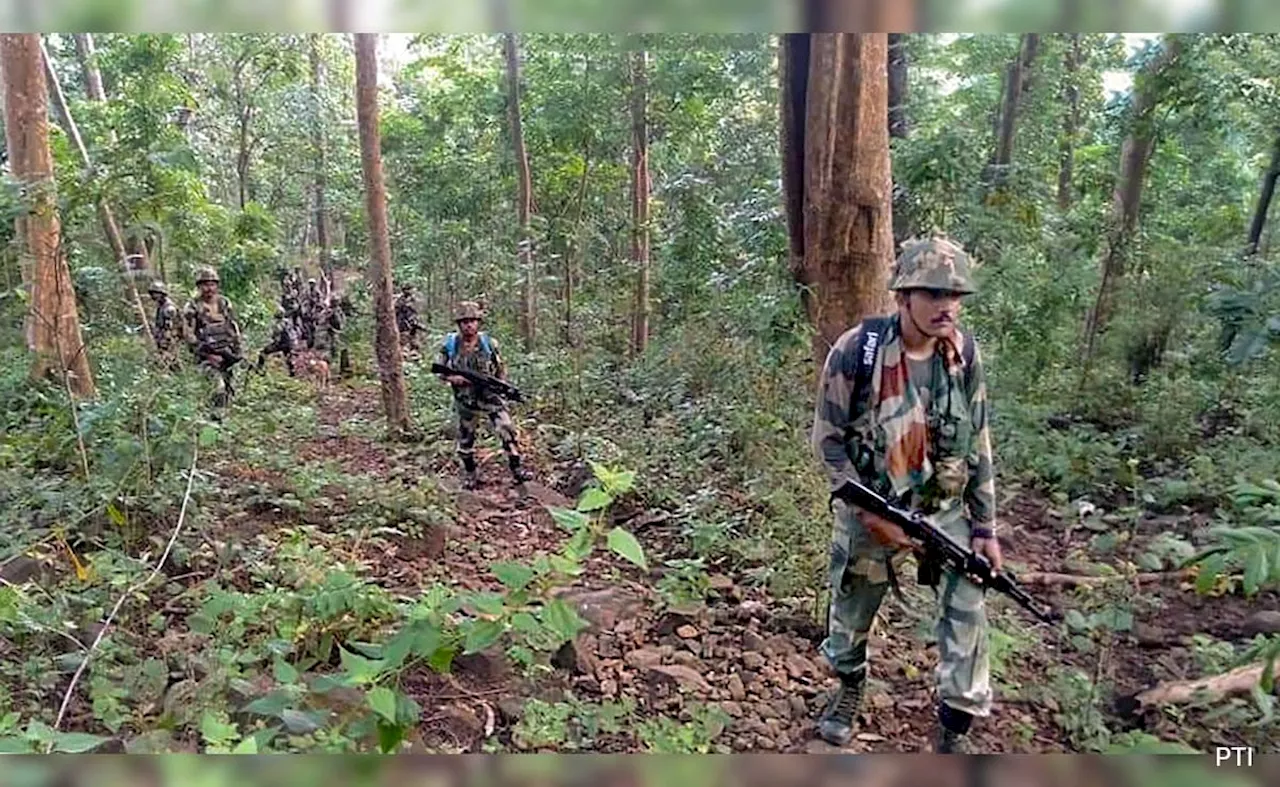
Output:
[1246, 131, 1280, 256]
[503, 33, 536, 351]
[310, 33, 333, 278]
[780, 33, 895, 373]
[1057, 33, 1083, 210]
[1081, 36, 1184, 369]
[629, 46, 650, 355]
[2, 33, 96, 398]
[887, 33, 908, 140]
[985, 34, 1041, 195]
[354, 33, 410, 435]
[41, 38, 152, 339]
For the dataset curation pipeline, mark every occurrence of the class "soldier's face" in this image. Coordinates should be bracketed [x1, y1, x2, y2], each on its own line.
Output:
[458, 318, 479, 338]
[903, 289, 963, 337]
[198, 281, 218, 299]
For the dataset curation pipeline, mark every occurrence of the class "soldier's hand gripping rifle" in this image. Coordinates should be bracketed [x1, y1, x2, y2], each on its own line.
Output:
[430, 363, 526, 404]
[831, 479, 1060, 624]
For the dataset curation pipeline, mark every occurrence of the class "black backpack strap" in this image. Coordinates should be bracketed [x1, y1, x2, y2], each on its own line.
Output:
[850, 315, 893, 420]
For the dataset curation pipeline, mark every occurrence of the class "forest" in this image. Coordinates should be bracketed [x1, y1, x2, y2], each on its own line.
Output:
[0, 31, 1278, 755]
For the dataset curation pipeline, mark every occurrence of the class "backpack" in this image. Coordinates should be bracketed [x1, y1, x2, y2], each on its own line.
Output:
[848, 315, 976, 421]
[444, 331, 493, 362]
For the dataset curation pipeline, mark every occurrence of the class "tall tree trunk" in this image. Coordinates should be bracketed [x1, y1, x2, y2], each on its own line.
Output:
[780, 33, 895, 374]
[503, 33, 536, 351]
[564, 136, 591, 347]
[2, 34, 96, 398]
[72, 34, 106, 104]
[2, 65, 31, 341]
[1057, 34, 1083, 211]
[887, 33, 910, 246]
[1081, 36, 1182, 369]
[985, 34, 1040, 195]
[354, 33, 410, 436]
[629, 47, 651, 356]
[1246, 132, 1280, 257]
[310, 34, 332, 278]
[41, 38, 152, 338]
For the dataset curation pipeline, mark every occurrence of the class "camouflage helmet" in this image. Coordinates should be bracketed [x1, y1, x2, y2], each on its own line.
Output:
[194, 265, 220, 284]
[889, 235, 977, 294]
[147, 280, 168, 295]
[454, 301, 484, 322]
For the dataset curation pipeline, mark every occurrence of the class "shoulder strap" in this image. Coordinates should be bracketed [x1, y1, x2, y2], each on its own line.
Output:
[956, 327, 977, 392]
[445, 332, 459, 359]
[850, 315, 892, 419]
[479, 333, 492, 355]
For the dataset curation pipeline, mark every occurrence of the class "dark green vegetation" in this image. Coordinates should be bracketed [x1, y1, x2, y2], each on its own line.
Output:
[1, 33, 1278, 753]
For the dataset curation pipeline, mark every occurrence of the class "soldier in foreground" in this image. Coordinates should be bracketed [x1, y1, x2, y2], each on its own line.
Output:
[809, 236, 1002, 753]
[435, 301, 532, 489]
[183, 266, 243, 417]
[147, 281, 182, 369]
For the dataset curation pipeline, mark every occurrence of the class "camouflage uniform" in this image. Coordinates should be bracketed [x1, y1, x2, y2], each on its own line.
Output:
[313, 302, 350, 377]
[257, 309, 301, 376]
[436, 301, 531, 488]
[183, 266, 243, 412]
[301, 280, 323, 349]
[810, 236, 997, 753]
[395, 285, 422, 350]
[148, 281, 182, 368]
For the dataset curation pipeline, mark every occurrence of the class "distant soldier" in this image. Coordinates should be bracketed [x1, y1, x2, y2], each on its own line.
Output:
[395, 283, 423, 350]
[183, 266, 243, 415]
[147, 280, 182, 368]
[256, 308, 300, 376]
[312, 300, 350, 379]
[436, 301, 532, 489]
[301, 278, 323, 348]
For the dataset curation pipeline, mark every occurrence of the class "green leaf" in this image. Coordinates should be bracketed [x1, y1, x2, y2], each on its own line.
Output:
[0, 736, 33, 753]
[491, 561, 536, 592]
[1195, 552, 1227, 595]
[106, 502, 127, 528]
[50, 731, 110, 753]
[1064, 609, 1089, 632]
[242, 690, 291, 717]
[232, 736, 258, 754]
[549, 507, 590, 532]
[395, 692, 422, 726]
[462, 591, 506, 617]
[199, 425, 219, 447]
[273, 659, 299, 684]
[427, 643, 456, 673]
[540, 598, 588, 643]
[509, 611, 540, 634]
[279, 709, 324, 734]
[339, 646, 387, 685]
[463, 619, 505, 654]
[199, 712, 238, 746]
[376, 720, 406, 753]
[367, 686, 397, 723]
[1243, 548, 1268, 596]
[607, 527, 648, 571]
[577, 487, 612, 512]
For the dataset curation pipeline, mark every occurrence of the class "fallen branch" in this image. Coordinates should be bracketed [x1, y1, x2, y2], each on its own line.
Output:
[52, 435, 199, 734]
[1018, 569, 1193, 588]
[1119, 662, 1273, 713]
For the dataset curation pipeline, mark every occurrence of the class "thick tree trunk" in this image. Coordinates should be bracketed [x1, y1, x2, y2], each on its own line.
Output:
[1056, 34, 1082, 210]
[2, 63, 31, 341]
[780, 33, 895, 373]
[310, 34, 332, 278]
[41, 39, 151, 338]
[354, 34, 410, 436]
[985, 34, 1040, 194]
[2, 34, 96, 398]
[1081, 36, 1182, 367]
[503, 33, 536, 351]
[1246, 132, 1280, 256]
[629, 48, 650, 356]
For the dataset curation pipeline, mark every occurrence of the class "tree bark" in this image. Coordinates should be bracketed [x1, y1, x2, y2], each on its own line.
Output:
[1056, 33, 1082, 210]
[354, 33, 410, 436]
[1246, 132, 1280, 256]
[2, 59, 31, 340]
[310, 34, 332, 278]
[780, 33, 895, 374]
[887, 33, 908, 140]
[41, 38, 151, 339]
[2, 34, 96, 398]
[985, 34, 1040, 194]
[629, 47, 651, 356]
[72, 34, 106, 104]
[503, 33, 536, 351]
[1081, 36, 1182, 367]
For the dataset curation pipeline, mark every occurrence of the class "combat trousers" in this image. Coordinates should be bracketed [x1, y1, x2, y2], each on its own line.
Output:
[456, 403, 521, 463]
[819, 500, 992, 717]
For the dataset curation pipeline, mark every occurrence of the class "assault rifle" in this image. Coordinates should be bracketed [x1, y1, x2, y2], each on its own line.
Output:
[832, 479, 1059, 624]
[431, 363, 526, 404]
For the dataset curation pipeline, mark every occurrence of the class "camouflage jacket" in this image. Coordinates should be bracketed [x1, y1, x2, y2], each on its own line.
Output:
[152, 297, 181, 351]
[810, 314, 997, 534]
[183, 295, 242, 358]
[436, 333, 506, 411]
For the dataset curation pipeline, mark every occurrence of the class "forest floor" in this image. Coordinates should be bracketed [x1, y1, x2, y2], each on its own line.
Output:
[24, 360, 1280, 754]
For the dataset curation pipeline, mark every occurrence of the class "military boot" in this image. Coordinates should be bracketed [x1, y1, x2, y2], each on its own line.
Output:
[461, 456, 481, 490]
[508, 455, 532, 484]
[935, 703, 975, 754]
[817, 673, 864, 746]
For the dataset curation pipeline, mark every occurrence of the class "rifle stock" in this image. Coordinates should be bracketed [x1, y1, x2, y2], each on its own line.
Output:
[832, 479, 1060, 624]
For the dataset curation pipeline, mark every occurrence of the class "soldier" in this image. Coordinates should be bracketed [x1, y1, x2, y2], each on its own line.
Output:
[183, 265, 244, 415]
[301, 277, 323, 348]
[147, 281, 182, 368]
[312, 299, 350, 379]
[809, 235, 1002, 753]
[436, 301, 532, 489]
[256, 308, 300, 376]
[395, 283, 423, 350]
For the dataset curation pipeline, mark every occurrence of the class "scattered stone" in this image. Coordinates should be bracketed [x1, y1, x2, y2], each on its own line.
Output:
[624, 646, 664, 670]
[441, 704, 484, 742]
[756, 701, 779, 720]
[789, 696, 810, 718]
[648, 664, 713, 693]
[727, 674, 746, 701]
[707, 574, 734, 592]
[869, 693, 892, 710]
[557, 587, 645, 632]
[777, 732, 793, 750]
[497, 697, 525, 723]
[600, 679, 619, 698]
[755, 734, 776, 750]
[615, 618, 638, 636]
[1245, 610, 1280, 636]
[676, 624, 699, 639]
[0, 555, 48, 585]
[598, 637, 621, 660]
[523, 481, 573, 509]
[454, 651, 509, 684]
[454, 490, 489, 516]
[772, 699, 793, 720]
[742, 630, 766, 651]
[785, 653, 813, 679]
[671, 651, 703, 670]
[551, 636, 599, 676]
[1133, 622, 1172, 648]
[720, 701, 743, 718]
[742, 652, 766, 670]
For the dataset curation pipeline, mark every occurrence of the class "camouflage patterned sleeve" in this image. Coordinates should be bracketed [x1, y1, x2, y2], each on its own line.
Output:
[810, 326, 863, 492]
[963, 339, 998, 536]
[181, 302, 198, 345]
[488, 336, 507, 380]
